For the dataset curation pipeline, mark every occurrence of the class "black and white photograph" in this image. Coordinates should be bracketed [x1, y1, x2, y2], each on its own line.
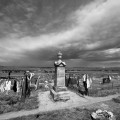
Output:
[0, 0, 120, 120]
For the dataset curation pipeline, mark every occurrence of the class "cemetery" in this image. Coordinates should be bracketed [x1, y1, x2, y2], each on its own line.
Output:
[0, 0, 119, 119]
[0, 52, 120, 120]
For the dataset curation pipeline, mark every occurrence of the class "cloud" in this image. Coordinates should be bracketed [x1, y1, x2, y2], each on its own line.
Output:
[82, 48, 120, 62]
[0, 0, 120, 67]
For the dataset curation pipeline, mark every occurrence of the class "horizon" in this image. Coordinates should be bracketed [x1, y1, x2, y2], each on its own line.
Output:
[0, 65, 120, 69]
[0, 0, 120, 67]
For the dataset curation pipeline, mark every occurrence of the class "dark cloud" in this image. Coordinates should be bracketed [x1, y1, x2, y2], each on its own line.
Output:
[81, 49, 120, 62]
[0, 0, 93, 38]
[0, 0, 120, 67]
[24, 48, 83, 61]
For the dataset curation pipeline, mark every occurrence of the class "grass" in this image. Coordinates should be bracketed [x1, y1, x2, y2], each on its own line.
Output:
[69, 83, 120, 97]
[9, 108, 94, 120]
[88, 78, 120, 97]
[89, 87, 120, 97]
[0, 82, 51, 114]
[112, 96, 120, 103]
[104, 98, 120, 120]
[0, 90, 39, 114]
[8, 98, 120, 120]
[69, 78, 120, 97]
[2, 83, 120, 120]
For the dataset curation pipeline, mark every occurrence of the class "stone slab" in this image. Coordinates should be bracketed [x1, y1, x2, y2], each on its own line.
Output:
[50, 89, 70, 101]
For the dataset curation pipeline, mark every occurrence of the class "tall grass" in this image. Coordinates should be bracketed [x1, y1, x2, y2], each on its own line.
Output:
[0, 91, 39, 114]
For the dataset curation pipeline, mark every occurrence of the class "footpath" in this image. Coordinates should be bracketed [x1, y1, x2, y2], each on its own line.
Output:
[0, 91, 119, 120]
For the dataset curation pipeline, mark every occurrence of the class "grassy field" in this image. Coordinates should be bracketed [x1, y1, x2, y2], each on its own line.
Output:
[8, 96, 120, 120]
[0, 69, 120, 116]
[88, 77, 120, 97]
[68, 74, 120, 97]
[9, 108, 94, 120]
[0, 90, 39, 114]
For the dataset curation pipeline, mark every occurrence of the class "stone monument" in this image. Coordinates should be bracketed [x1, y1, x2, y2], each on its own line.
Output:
[50, 51, 70, 101]
[53, 51, 67, 92]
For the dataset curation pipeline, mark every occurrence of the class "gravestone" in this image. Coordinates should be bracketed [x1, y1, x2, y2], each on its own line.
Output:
[53, 52, 67, 92]
[50, 51, 70, 101]
[102, 76, 111, 84]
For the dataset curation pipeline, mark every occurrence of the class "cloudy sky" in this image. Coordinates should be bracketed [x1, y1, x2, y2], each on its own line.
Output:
[0, 0, 120, 67]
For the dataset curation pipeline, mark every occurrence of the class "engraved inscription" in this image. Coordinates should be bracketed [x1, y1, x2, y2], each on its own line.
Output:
[57, 67, 65, 77]
[57, 67, 65, 86]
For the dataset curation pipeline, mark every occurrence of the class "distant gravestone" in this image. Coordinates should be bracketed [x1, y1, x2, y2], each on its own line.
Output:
[102, 76, 111, 84]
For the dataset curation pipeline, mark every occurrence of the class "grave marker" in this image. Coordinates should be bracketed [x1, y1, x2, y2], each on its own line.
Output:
[50, 51, 70, 101]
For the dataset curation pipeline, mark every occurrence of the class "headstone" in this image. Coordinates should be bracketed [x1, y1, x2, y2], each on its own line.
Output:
[102, 76, 111, 84]
[5, 81, 11, 91]
[50, 51, 70, 101]
[53, 51, 67, 92]
[17, 81, 20, 92]
[21, 71, 30, 102]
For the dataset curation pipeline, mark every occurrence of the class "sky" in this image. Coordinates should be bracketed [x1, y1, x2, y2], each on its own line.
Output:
[0, 0, 120, 67]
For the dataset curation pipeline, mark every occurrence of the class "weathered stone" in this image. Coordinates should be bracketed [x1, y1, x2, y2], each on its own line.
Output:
[50, 89, 59, 101]
[50, 89, 70, 101]
[50, 51, 70, 102]
[54, 59, 67, 91]
[91, 109, 116, 120]
[53, 86, 67, 92]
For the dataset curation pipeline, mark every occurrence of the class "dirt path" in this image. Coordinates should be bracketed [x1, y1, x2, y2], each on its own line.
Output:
[38, 91, 119, 111]
[0, 91, 119, 120]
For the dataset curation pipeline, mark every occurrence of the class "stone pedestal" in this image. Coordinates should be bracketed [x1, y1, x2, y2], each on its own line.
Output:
[50, 89, 70, 101]
[50, 52, 70, 101]
[53, 66, 67, 92]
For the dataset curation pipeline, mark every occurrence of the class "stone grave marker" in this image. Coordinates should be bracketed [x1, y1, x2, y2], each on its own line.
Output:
[50, 51, 70, 101]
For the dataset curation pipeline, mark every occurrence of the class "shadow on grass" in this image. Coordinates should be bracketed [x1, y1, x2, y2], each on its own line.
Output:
[9, 108, 95, 120]
[112, 96, 120, 103]
[0, 91, 39, 114]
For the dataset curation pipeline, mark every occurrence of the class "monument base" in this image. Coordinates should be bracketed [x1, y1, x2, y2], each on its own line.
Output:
[50, 89, 70, 101]
[53, 86, 67, 92]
